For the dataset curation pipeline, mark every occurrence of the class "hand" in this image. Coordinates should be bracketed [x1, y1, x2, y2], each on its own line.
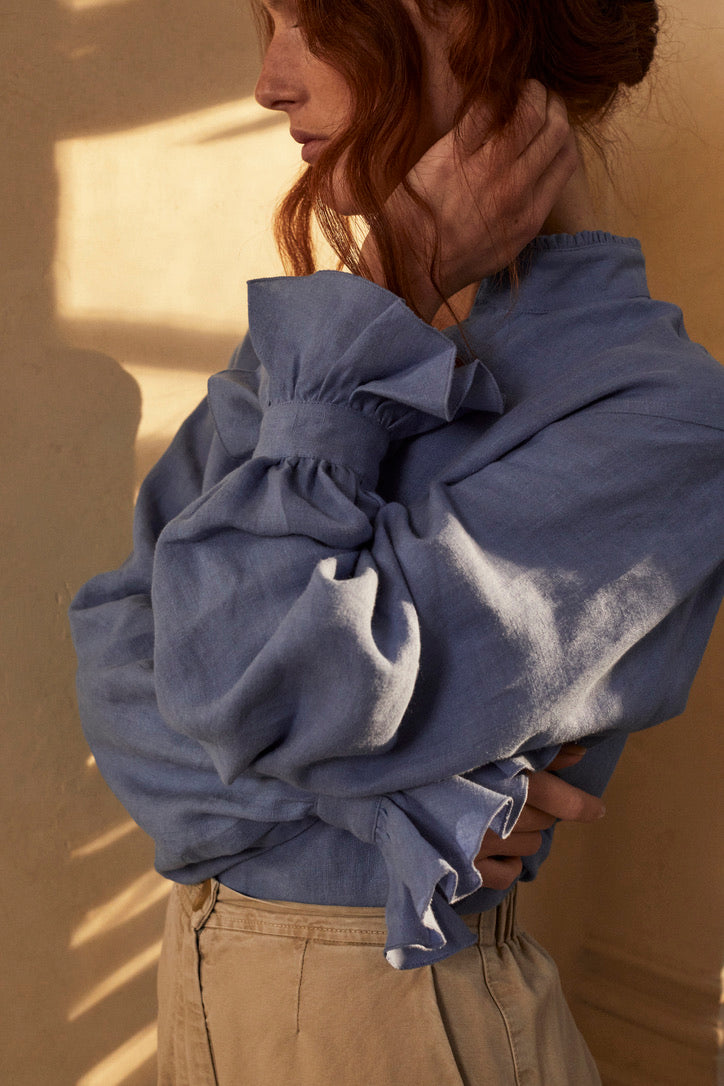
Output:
[474, 743, 606, 891]
[363, 81, 578, 321]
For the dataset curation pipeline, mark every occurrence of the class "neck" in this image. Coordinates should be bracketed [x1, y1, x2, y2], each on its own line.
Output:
[540, 155, 598, 236]
[432, 156, 599, 328]
[431, 282, 480, 331]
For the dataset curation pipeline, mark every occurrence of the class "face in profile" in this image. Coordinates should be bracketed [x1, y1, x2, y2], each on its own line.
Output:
[254, 0, 463, 213]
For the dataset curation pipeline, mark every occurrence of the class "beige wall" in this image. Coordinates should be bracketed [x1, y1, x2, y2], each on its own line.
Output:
[1, 2, 721, 1083]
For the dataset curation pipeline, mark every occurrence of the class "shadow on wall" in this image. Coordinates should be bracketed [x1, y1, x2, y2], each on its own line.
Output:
[0, 2, 266, 1084]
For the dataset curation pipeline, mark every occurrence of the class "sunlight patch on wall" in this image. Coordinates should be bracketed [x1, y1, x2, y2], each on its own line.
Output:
[71, 818, 138, 859]
[71, 870, 171, 947]
[62, 0, 132, 10]
[69, 939, 163, 1021]
[77, 1022, 157, 1086]
[54, 97, 299, 335]
[123, 361, 217, 488]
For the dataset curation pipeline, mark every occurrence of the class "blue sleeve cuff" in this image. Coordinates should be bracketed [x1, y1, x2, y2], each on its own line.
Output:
[253, 401, 390, 490]
[315, 755, 550, 969]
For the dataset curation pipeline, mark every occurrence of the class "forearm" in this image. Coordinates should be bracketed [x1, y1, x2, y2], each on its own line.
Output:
[72, 263, 724, 969]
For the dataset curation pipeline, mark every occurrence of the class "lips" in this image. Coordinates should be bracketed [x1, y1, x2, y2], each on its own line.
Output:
[290, 129, 328, 164]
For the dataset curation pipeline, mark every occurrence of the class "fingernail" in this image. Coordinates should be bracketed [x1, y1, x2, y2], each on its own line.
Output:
[597, 804, 606, 819]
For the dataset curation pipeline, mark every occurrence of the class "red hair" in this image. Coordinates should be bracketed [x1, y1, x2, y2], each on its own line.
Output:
[255, 0, 659, 312]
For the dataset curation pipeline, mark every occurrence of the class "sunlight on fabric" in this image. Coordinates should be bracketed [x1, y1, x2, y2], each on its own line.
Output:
[71, 818, 137, 859]
[69, 939, 163, 1021]
[54, 97, 298, 333]
[77, 1022, 157, 1086]
[71, 870, 171, 948]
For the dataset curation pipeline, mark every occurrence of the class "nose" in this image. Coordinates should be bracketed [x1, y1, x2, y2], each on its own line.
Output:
[255, 38, 301, 111]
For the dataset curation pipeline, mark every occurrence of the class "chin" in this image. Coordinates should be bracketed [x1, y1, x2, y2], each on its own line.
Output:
[316, 159, 360, 217]
[328, 196, 360, 217]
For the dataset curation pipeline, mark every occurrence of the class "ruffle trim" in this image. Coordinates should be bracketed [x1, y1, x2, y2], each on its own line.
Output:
[526, 231, 641, 253]
[208, 273, 503, 458]
[316, 746, 559, 970]
[207, 368, 262, 460]
[243, 272, 503, 437]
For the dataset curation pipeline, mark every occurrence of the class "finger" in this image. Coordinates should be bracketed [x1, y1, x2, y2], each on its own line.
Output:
[526, 770, 606, 823]
[502, 79, 549, 158]
[506, 131, 577, 242]
[487, 80, 558, 168]
[511, 805, 557, 832]
[480, 95, 573, 242]
[455, 98, 497, 155]
[529, 128, 579, 218]
[562, 742, 588, 756]
[457, 79, 547, 159]
[502, 93, 572, 211]
[515, 88, 570, 163]
[474, 854, 523, 891]
[546, 743, 587, 773]
[491, 831, 544, 857]
[478, 827, 544, 857]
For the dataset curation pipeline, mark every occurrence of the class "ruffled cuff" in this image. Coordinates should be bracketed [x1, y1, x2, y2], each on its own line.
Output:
[207, 272, 503, 487]
[316, 750, 558, 970]
[242, 268, 499, 424]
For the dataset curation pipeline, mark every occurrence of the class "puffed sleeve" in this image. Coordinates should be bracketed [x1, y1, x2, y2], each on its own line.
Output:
[69, 353, 321, 884]
[72, 270, 724, 968]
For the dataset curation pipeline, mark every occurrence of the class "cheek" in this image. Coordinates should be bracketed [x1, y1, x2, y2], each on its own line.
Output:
[311, 66, 353, 133]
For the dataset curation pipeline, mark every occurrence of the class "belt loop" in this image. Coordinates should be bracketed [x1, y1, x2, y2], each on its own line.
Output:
[189, 878, 220, 932]
[505, 885, 517, 943]
[494, 895, 505, 947]
[492, 886, 517, 947]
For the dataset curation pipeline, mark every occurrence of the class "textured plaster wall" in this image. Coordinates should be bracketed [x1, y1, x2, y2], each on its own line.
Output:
[0, 2, 721, 1084]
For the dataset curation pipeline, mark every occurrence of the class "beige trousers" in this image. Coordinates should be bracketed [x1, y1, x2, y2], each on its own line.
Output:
[157, 879, 601, 1086]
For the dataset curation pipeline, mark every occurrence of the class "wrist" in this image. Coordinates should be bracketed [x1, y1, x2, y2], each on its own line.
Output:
[253, 401, 389, 490]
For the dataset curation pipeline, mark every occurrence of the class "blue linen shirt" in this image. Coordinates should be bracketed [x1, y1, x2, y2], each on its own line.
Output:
[70, 232, 724, 969]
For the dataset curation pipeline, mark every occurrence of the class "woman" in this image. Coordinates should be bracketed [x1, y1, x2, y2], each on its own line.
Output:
[69, 1, 724, 1083]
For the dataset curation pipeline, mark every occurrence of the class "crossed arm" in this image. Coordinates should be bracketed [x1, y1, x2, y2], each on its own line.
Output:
[70, 87, 722, 966]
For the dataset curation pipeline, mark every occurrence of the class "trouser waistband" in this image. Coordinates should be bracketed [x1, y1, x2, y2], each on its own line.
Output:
[177, 878, 518, 949]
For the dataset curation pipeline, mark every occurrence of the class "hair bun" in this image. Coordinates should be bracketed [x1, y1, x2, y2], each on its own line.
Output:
[529, 0, 661, 118]
[613, 0, 659, 86]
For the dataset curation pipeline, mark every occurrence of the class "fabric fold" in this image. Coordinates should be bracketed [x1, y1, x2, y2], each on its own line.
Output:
[207, 368, 263, 461]
[244, 271, 504, 441]
[316, 754, 558, 969]
[68, 237, 724, 976]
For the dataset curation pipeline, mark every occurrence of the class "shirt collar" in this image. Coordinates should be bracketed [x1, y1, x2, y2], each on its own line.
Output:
[469, 232, 648, 319]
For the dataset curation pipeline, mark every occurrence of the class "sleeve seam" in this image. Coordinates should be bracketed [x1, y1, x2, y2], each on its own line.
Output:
[370, 795, 383, 841]
[255, 450, 370, 476]
[265, 399, 386, 428]
[586, 407, 724, 434]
